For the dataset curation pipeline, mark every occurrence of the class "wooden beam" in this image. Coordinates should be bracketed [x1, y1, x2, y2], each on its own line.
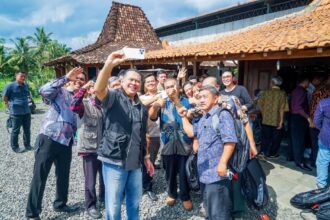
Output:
[140, 48, 330, 65]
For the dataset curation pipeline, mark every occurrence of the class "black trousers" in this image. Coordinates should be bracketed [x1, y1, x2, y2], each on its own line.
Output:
[82, 154, 104, 210]
[204, 180, 232, 220]
[26, 134, 72, 218]
[10, 114, 31, 149]
[261, 124, 282, 156]
[162, 154, 190, 201]
[290, 114, 309, 165]
[309, 128, 320, 164]
[143, 137, 160, 191]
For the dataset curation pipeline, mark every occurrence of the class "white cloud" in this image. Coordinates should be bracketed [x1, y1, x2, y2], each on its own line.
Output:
[61, 31, 100, 50]
[184, 0, 240, 12]
[29, 4, 74, 26]
[0, 3, 74, 27]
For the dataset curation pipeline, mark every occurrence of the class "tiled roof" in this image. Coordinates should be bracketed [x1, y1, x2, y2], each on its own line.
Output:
[46, 1, 161, 66]
[145, 0, 330, 60]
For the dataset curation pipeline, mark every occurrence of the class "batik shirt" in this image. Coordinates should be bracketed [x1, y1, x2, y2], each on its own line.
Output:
[159, 97, 192, 156]
[258, 87, 289, 127]
[310, 84, 330, 119]
[39, 76, 77, 146]
[193, 106, 237, 184]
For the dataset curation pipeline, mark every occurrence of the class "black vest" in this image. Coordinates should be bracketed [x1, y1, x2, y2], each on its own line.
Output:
[98, 89, 148, 170]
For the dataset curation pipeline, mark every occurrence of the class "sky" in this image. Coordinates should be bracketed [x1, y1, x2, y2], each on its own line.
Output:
[0, 0, 243, 50]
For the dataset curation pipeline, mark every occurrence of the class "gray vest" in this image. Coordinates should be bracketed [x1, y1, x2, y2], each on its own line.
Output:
[77, 99, 103, 154]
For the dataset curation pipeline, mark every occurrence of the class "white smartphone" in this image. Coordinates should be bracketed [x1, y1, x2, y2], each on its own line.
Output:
[161, 91, 168, 99]
[122, 47, 145, 60]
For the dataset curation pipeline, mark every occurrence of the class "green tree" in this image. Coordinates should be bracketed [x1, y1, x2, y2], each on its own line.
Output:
[47, 40, 71, 60]
[8, 37, 36, 73]
[28, 27, 53, 59]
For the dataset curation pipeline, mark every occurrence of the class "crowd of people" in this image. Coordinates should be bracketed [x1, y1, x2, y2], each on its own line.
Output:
[2, 50, 330, 220]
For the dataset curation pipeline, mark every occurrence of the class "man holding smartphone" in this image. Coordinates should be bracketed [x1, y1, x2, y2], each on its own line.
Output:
[149, 78, 193, 210]
[94, 50, 154, 220]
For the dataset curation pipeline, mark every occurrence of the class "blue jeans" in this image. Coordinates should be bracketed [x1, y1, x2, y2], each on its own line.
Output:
[316, 141, 330, 188]
[102, 162, 142, 220]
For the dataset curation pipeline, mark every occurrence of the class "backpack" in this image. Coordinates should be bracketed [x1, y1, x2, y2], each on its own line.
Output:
[211, 108, 249, 173]
[185, 153, 200, 191]
[241, 158, 269, 210]
[315, 200, 330, 220]
[290, 187, 330, 210]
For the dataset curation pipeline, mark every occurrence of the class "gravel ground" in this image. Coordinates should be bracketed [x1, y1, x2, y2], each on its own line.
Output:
[0, 103, 310, 220]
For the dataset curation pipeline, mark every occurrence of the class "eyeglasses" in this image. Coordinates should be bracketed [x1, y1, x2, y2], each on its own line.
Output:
[76, 77, 86, 81]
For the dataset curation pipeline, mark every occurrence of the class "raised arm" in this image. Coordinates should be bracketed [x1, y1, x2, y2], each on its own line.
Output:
[70, 81, 94, 118]
[149, 98, 165, 120]
[176, 67, 187, 87]
[39, 67, 83, 101]
[94, 51, 126, 101]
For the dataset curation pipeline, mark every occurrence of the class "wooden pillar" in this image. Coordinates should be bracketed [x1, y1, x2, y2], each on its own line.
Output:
[192, 61, 200, 76]
[182, 61, 188, 69]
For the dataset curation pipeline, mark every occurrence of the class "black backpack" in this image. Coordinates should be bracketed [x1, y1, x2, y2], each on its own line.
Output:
[241, 158, 269, 210]
[290, 187, 330, 220]
[290, 187, 330, 210]
[185, 153, 200, 191]
[211, 108, 250, 173]
[315, 200, 330, 220]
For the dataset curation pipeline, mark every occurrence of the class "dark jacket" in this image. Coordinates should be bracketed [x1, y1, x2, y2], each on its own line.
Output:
[98, 89, 148, 170]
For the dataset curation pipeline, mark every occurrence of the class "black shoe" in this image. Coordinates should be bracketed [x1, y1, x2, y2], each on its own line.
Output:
[25, 145, 33, 151]
[87, 208, 102, 219]
[296, 163, 312, 171]
[146, 191, 158, 201]
[13, 148, 25, 153]
[26, 217, 41, 220]
[54, 205, 79, 213]
[286, 157, 294, 162]
[268, 154, 280, 159]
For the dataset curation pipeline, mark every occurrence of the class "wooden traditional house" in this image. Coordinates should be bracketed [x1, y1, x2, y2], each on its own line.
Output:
[132, 0, 330, 94]
[45, 1, 163, 79]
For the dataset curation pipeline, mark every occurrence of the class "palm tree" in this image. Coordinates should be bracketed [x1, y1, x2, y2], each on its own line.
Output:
[28, 27, 53, 58]
[47, 40, 71, 60]
[8, 37, 36, 73]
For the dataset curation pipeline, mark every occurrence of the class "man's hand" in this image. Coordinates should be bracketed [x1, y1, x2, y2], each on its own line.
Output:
[153, 98, 166, 109]
[104, 50, 126, 69]
[277, 121, 283, 130]
[249, 141, 258, 158]
[307, 117, 315, 128]
[177, 106, 188, 118]
[144, 158, 155, 177]
[66, 67, 84, 81]
[241, 105, 248, 113]
[177, 67, 187, 79]
[82, 80, 94, 90]
[217, 162, 227, 177]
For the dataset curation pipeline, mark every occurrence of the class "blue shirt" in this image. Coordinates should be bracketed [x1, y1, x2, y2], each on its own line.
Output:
[314, 97, 330, 148]
[3, 81, 31, 115]
[193, 106, 237, 184]
[39, 76, 77, 146]
[159, 97, 192, 156]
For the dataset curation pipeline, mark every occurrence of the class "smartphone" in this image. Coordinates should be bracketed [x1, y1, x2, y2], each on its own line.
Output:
[161, 91, 168, 99]
[122, 47, 145, 60]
